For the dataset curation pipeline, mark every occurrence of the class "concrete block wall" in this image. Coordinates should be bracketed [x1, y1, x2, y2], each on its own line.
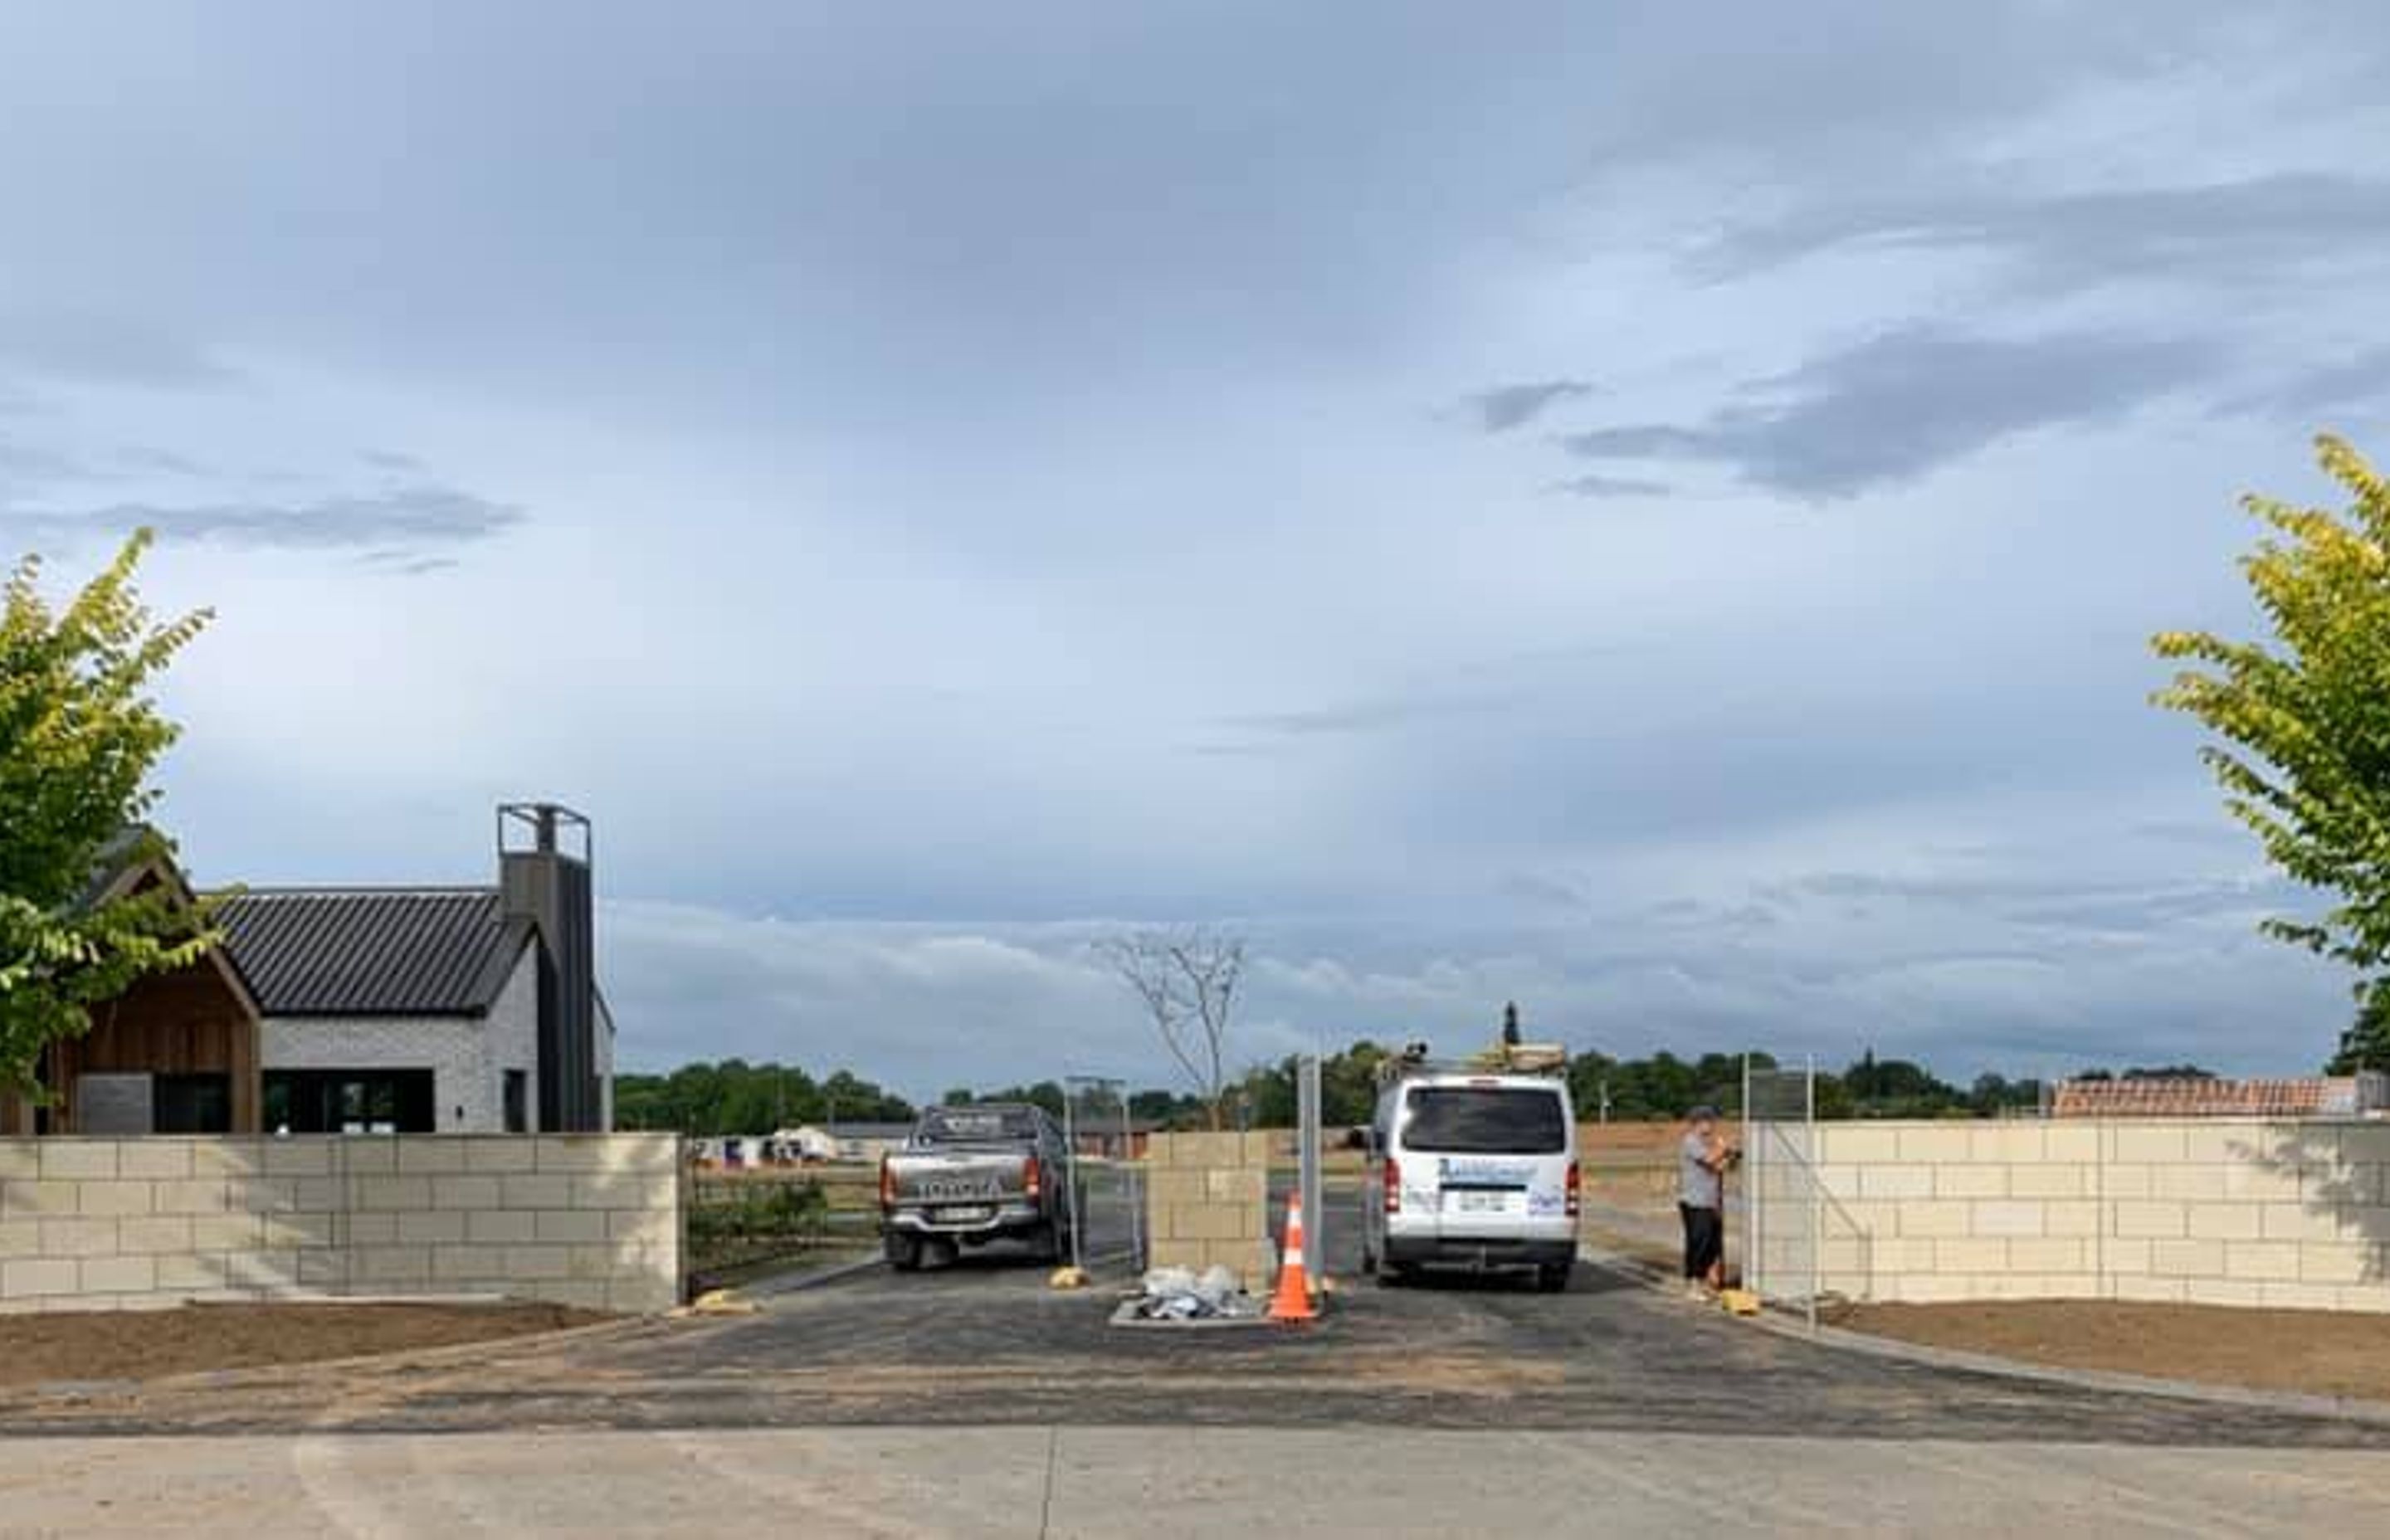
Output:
[1144, 1131, 1270, 1282]
[0, 1134, 683, 1315]
[1802, 1118, 2390, 1312]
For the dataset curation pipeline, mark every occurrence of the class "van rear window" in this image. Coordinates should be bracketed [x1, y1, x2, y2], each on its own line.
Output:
[918, 1108, 1036, 1143]
[1402, 1088, 1566, 1154]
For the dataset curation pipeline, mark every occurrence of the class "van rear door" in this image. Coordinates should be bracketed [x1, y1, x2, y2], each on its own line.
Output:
[1399, 1084, 1569, 1239]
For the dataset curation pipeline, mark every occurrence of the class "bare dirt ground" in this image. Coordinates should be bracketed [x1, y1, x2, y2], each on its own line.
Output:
[1837, 1299, 2390, 1402]
[0, 1302, 607, 1387]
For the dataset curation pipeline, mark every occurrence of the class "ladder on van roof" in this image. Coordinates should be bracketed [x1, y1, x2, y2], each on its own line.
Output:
[1375, 1040, 1571, 1083]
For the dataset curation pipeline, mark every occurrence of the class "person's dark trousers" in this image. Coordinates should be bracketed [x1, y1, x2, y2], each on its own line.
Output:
[1680, 1202, 1722, 1280]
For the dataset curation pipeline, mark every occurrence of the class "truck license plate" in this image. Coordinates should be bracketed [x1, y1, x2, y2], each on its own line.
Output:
[934, 1205, 995, 1223]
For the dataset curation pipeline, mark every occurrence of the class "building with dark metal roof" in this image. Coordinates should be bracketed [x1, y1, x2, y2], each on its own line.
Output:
[7, 804, 614, 1138]
[216, 889, 534, 1016]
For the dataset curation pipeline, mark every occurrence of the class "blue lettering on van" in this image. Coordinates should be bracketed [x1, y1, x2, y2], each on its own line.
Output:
[1436, 1157, 1535, 1185]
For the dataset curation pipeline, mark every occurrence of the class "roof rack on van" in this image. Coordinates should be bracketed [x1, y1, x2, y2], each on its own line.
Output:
[1376, 1040, 1570, 1083]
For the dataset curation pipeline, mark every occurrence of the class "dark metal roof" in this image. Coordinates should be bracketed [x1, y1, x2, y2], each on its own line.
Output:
[215, 888, 534, 1016]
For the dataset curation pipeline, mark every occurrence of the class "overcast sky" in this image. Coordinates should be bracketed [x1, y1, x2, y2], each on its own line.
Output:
[6, 3, 2389, 1094]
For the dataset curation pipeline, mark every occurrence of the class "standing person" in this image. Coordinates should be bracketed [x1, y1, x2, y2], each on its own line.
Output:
[1678, 1104, 1736, 1300]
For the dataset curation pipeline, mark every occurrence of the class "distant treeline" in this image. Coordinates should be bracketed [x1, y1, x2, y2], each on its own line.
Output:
[617, 1049, 2218, 1137]
[613, 1060, 915, 1137]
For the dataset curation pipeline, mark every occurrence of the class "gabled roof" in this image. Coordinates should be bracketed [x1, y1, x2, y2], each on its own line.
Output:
[72, 827, 264, 1023]
[215, 888, 534, 1017]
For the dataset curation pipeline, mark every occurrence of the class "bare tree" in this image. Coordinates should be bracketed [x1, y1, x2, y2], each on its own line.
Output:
[1096, 928, 1246, 1130]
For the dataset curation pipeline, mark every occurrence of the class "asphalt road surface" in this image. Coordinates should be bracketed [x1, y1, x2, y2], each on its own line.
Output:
[5, 1184, 2386, 1450]
[8, 1183, 2390, 1535]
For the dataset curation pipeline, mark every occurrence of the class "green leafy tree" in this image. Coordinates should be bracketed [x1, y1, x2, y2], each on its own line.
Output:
[2153, 436, 2390, 1070]
[1, 532, 215, 1098]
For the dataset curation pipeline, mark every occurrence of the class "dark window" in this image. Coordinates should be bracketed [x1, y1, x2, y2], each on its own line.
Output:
[262, 1070, 437, 1134]
[153, 1074, 232, 1133]
[916, 1106, 1037, 1144]
[503, 1070, 528, 1133]
[1401, 1087, 1567, 1154]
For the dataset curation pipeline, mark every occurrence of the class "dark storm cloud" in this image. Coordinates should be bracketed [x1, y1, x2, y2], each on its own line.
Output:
[1465, 380, 1596, 432]
[1561, 327, 2223, 498]
[2, 485, 522, 557]
[1691, 174, 2390, 294]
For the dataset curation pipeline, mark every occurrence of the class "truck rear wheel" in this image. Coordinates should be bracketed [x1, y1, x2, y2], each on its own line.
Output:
[885, 1233, 924, 1272]
[1535, 1261, 1573, 1294]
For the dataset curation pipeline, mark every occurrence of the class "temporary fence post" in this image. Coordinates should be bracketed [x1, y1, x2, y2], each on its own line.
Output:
[1298, 1055, 1324, 1288]
[1122, 1087, 1144, 1271]
[1741, 1053, 1757, 1299]
[1062, 1087, 1084, 1272]
[1805, 1053, 1818, 1334]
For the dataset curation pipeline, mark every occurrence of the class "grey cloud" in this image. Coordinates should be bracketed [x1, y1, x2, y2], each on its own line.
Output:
[0, 437, 83, 488]
[0, 309, 237, 391]
[354, 548, 464, 578]
[1215, 689, 1514, 741]
[1544, 473, 1672, 500]
[1498, 872, 1585, 910]
[2231, 346, 2390, 422]
[2, 485, 523, 555]
[1754, 868, 2285, 937]
[360, 449, 427, 471]
[1562, 327, 2222, 498]
[110, 446, 210, 476]
[1465, 380, 1595, 432]
[1692, 174, 2390, 295]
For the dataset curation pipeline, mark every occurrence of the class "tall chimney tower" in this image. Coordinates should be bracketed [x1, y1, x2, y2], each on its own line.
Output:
[498, 803, 598, 1131]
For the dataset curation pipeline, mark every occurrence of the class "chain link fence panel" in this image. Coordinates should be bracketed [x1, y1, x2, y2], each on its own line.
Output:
[1065, 1077, 1144, 1274]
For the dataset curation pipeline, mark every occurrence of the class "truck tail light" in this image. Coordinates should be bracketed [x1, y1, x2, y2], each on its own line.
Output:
[1383, 1157, 1401, 1215]
[1566, 1159, 1581, 1219]
[878, 1156, 895, 1211]
[1023, 1153, 1042, 1201]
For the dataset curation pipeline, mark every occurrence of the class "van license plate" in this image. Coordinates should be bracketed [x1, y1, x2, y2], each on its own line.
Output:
[1453, 1191, 1513, 1215]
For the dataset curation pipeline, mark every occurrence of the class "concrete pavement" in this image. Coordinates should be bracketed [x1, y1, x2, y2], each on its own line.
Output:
[5, 1425, 2388, 1537]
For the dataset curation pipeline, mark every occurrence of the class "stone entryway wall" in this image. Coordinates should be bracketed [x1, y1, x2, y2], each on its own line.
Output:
[0, 1133, 683, 1314]
[1807, 1118, 2390, 1312]
[1142, 1131, 1271, 1280]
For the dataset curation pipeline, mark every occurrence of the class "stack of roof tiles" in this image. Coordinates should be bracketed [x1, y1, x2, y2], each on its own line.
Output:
[2050, 1076, 2357, 1118]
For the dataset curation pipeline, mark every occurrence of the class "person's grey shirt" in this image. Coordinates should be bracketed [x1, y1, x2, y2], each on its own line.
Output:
[1680, 1131, 1723, 1209]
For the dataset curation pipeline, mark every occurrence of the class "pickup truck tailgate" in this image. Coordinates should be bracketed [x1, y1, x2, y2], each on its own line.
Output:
[889, 1150, 1027, 1208]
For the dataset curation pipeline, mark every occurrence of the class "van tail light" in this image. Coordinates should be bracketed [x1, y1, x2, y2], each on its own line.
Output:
[1566, 1159, 1582, 1219]
[1383, 1157, 1402, 1215]
[878, 1156, 895, 1211]
[1023, 1153, 1042, 1201]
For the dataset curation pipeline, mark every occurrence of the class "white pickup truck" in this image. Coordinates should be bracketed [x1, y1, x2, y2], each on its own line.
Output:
[877, 1103, 1076, 1271]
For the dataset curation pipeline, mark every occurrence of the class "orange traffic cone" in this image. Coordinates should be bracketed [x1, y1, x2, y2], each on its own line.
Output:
[1266, 1193, 1319, 1323]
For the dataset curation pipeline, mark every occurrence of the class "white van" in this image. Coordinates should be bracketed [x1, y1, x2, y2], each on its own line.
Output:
[1359, 1068, 1578, 1291]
